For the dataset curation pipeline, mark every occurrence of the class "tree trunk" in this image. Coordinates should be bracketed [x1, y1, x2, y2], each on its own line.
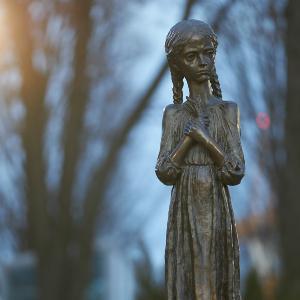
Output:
[278, 1, 300, 299]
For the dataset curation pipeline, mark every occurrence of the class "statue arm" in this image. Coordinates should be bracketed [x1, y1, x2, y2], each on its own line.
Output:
[218, 103, 245, 186]
[172, 102, 244, 186]
[182, 125, 225, 167]
[173, 117, 226, 168]
[155, 105, 182, 185]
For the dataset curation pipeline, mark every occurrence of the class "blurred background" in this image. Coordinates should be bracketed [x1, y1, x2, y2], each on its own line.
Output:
[0, 0, 299, 299]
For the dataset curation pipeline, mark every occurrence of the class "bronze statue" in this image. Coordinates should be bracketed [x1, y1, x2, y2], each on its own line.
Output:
[155, 20, 245, 299]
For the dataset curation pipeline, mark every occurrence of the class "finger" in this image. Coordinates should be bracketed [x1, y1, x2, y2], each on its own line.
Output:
[224, 162, 231, 170]
[184, 128, 191, 134]
[227, 161, 235, 169]
[223, 164, 231, 173]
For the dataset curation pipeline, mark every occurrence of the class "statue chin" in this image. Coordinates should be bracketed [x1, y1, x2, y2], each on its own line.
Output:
[195, 74, 210, 83]
[185, 73, 210, 84]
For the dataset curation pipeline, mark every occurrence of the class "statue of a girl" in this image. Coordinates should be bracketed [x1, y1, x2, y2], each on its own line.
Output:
[155, 20, 245, 299]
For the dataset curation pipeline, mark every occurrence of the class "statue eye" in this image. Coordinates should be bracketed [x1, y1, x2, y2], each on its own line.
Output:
[206, 49, 215, 56]
[185, 53, 196, 61]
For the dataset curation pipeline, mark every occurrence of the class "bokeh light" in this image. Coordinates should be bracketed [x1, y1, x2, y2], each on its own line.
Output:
[256, 112, 271, 130]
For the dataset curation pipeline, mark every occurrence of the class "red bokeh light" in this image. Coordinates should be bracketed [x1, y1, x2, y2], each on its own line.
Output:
[256, 112, 271, 130]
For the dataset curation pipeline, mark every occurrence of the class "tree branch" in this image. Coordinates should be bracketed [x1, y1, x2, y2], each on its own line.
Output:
[81, 0, 238, 238]
[6, 0, 50, 252]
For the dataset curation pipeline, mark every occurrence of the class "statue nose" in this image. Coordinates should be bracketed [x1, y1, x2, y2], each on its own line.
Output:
[198, 54, 208, 67]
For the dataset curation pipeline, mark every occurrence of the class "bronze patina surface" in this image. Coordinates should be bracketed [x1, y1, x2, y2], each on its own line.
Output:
[155, 19, 245, 300]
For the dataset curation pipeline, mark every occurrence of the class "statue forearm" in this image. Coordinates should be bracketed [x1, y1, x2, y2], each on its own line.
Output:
[191, 127, 225, 167]
[170, 136, 193, 167]
[170, 128, 225, 168]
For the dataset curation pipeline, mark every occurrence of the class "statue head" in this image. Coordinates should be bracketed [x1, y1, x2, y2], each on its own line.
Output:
[165, 19, 222, 104]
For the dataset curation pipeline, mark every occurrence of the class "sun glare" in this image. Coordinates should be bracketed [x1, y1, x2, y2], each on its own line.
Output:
[0, 5, 8, 52]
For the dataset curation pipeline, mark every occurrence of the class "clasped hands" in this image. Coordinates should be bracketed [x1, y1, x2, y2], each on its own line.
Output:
[183, 113, 240, 174]
[184, 112, 210, 142]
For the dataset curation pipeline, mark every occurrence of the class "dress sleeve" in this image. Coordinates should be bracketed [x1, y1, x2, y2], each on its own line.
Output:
[219, 103, 245, 186]
[155, 106, 182, 186]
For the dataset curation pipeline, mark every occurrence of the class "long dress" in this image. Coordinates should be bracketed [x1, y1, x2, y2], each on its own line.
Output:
[155, 97, 245, 300]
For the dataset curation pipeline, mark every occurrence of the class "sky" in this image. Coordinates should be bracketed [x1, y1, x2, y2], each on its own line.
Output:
[0, 0, 275, 289]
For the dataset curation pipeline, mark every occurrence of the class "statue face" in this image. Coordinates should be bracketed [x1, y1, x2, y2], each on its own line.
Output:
[175, 33, 215, 83]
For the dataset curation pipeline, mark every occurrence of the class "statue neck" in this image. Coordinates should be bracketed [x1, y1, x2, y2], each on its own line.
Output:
[187, 79, 211, 105]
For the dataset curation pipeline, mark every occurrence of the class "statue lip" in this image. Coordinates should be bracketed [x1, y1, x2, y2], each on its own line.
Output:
[196, 70, 209, 75]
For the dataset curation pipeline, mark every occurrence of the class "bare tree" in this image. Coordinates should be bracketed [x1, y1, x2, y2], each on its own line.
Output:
[1, 0, 263, 299]
[1, 0, 198, 299]
[219, 1, 300, 298]
[278, 0, 300, 298]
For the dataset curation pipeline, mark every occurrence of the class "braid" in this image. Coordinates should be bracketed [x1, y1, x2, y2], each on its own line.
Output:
[170, 66, 184, 104]
[210, 65, 222, 99]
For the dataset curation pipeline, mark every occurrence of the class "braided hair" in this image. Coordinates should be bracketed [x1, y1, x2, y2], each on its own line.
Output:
[170, 66, 184, 104]
[210, 65, 222, 99]
[165, 19, 223, 103]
